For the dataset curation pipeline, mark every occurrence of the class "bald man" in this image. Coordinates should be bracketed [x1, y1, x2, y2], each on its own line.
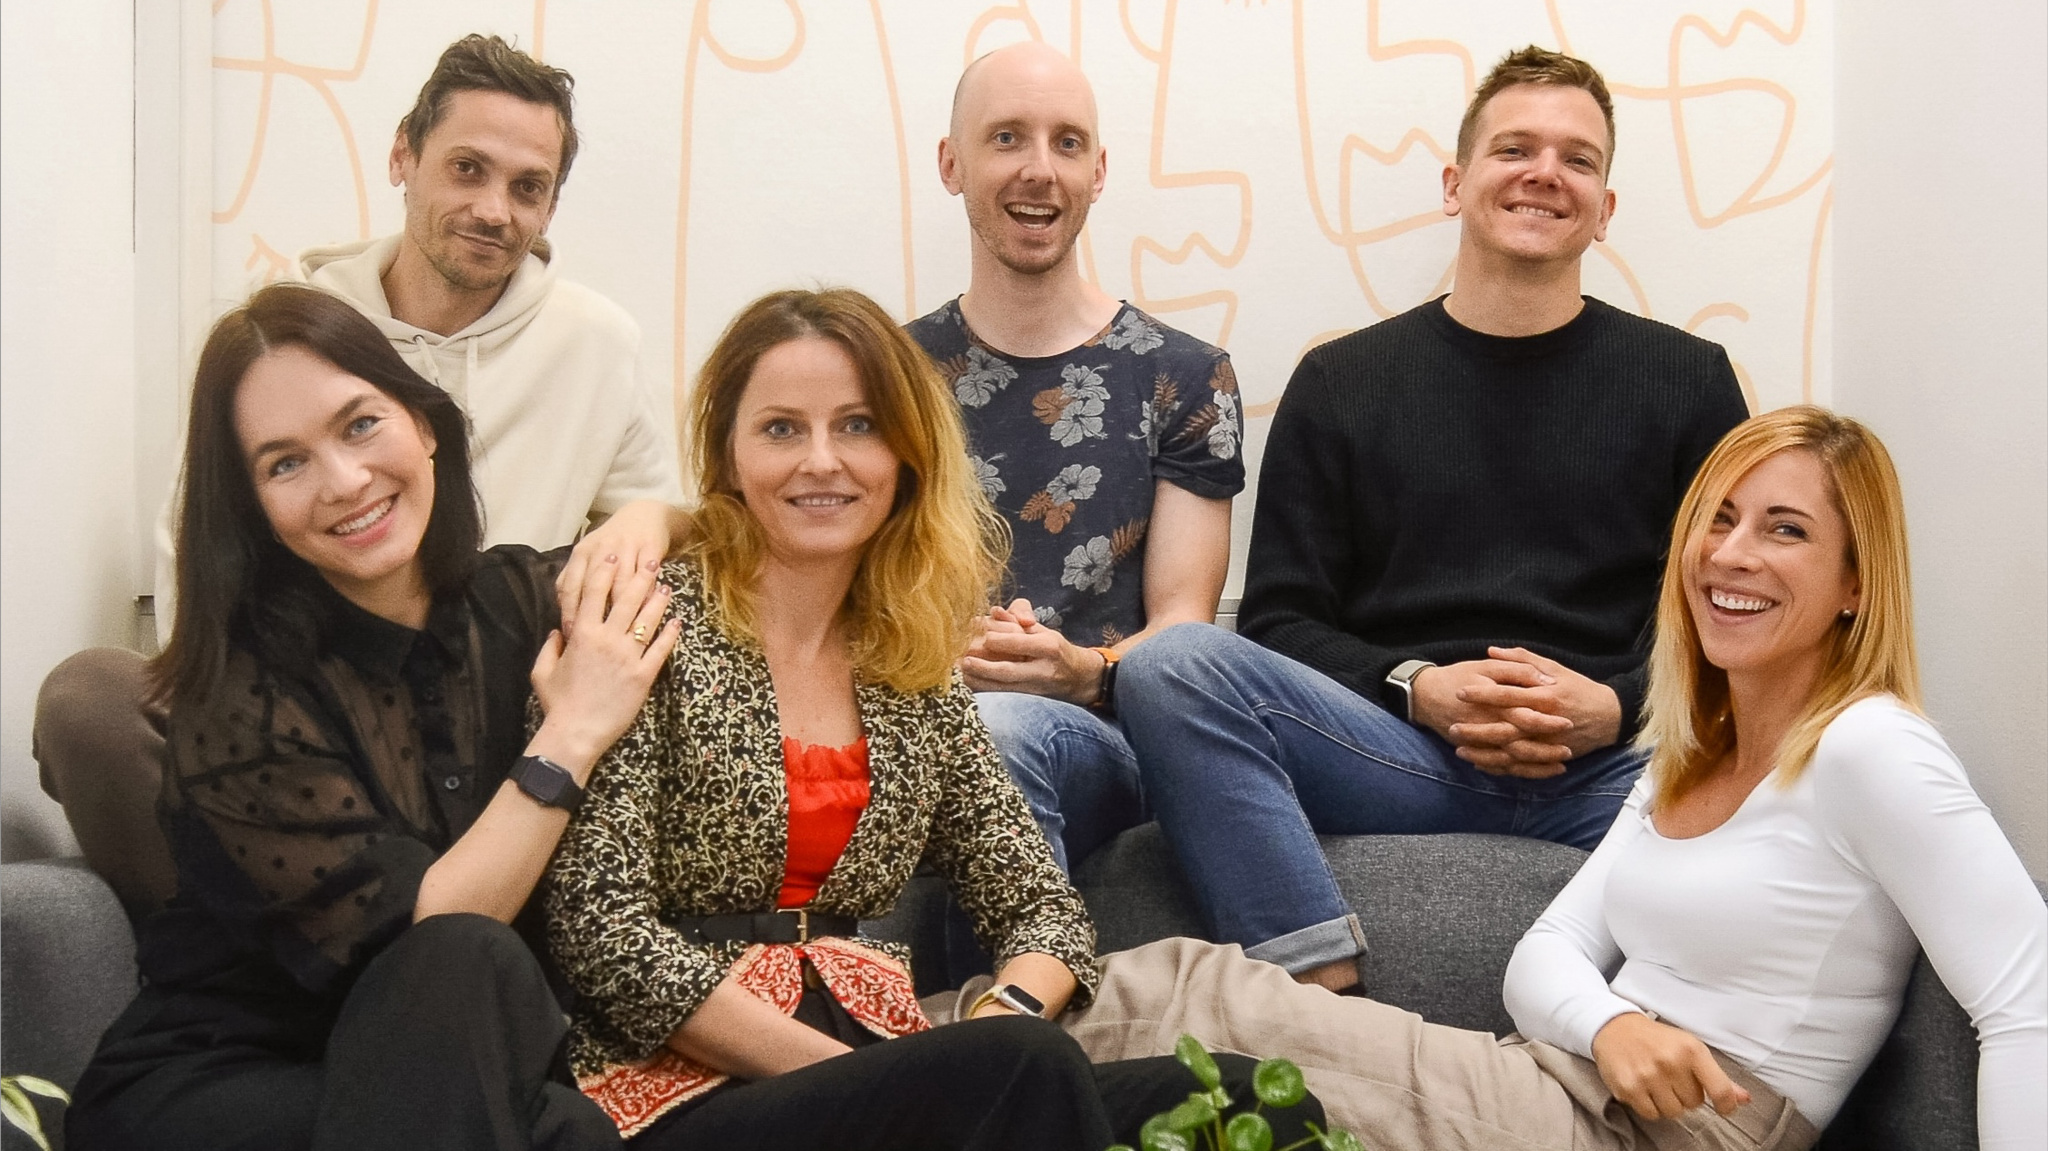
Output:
[906, 44, 1244, 885]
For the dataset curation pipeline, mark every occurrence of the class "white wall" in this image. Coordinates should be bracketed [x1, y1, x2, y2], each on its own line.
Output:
[195, 2, 1840, 601]
[1834, 4, 2048, 877]
[4, 3, 2039, 881]
[0, 0, 139, 857]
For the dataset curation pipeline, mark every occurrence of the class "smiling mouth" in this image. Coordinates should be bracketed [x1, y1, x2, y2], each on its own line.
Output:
[789, 494, 856, 508]
[1709, 588, 1777, 613]
[1006, 203, 1059, 228]
[1506, 204, 1563, 218]
[332, 497, 395, 536]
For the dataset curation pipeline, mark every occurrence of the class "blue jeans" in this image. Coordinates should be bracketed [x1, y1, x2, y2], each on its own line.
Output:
[928, 693, 1149, 989]
[975, 692, 1147, 874]
[1117, 624, 1645, 975]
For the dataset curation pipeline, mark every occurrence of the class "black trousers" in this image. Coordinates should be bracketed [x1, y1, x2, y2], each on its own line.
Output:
[630, 1009, 1324, 1151]
[73, 917, 1323, 1150]
[68, 914, 620, 1151]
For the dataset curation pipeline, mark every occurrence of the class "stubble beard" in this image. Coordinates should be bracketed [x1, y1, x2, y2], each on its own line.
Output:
[413, 215, 521, 295]
[965, 187, 1088, 278]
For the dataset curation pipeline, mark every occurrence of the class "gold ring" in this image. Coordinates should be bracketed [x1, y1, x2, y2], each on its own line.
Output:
[632, 625, 649, 643]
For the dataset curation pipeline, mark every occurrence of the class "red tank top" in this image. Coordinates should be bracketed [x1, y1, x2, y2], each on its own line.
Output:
[776, 736, 871, 908]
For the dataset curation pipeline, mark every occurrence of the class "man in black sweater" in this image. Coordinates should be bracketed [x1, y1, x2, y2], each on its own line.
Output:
[1113, 47, 1749, 994]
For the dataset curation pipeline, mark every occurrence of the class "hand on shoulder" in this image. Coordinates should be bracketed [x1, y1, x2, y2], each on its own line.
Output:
[529, 554, 680, 770]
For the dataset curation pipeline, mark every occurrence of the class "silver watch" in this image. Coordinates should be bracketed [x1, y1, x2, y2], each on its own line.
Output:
[972, 982, 1048, 1019]
[1385, 659, 1436, 723]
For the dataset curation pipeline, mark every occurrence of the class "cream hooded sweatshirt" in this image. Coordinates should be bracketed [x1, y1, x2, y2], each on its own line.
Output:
[153, 235, 684, 642]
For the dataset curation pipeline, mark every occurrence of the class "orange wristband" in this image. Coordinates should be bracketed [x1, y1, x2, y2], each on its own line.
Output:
[1089, 646, 1122, 711]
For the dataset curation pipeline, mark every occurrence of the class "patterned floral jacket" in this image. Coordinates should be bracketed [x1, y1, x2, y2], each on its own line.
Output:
[544, 559, 1099, 1083]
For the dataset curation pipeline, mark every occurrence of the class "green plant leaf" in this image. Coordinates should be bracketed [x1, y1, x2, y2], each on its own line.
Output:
[1105, 1145, 1137, 1151]
[1224, 1110, 1274, 1151]
[1140, 1113, 1194, 1151]
[1317, 1128, 1367, 1151]
[1165, 1095, 1219, 1132]
[1251, 1058, 1307, 1109]
[7, 1077, 67, 1102]
[1, 1083, 53, 1151]
[1174, 1033, 1223, 1090]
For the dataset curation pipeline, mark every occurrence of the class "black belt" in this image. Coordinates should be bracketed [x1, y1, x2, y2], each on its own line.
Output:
[677, 909, 859, 946]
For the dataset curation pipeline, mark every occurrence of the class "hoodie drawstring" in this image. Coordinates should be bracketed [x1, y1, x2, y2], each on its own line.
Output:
[410, 334, 441, 386]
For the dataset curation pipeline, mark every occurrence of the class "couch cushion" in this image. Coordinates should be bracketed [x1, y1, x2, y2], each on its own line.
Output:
[1818, 951, 1977, 1150]
[1, 859, 137, 1085]
[2, 858, 140, 1149]
[1075, 824, 1588, 1035]
[1331, 832, 1593, 1035]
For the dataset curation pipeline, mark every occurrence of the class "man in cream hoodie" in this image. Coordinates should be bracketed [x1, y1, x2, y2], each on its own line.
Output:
[181, 33, 685, 622]
[38, 34, 683, 920]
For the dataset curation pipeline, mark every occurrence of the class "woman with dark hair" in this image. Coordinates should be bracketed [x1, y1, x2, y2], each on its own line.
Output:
[543, 287, 1323, 1149]
[68, 282, 680, 1151]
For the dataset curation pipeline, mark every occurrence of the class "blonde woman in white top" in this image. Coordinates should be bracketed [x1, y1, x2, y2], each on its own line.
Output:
[1057, 406, 2044, 1151]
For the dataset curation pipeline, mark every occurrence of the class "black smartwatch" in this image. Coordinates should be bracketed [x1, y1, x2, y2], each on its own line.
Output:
[510, 754, 585, 814]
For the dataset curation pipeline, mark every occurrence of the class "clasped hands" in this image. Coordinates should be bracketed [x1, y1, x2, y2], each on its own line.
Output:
[1409, 647, 1621, 778]
[959, 599, 1106, 707]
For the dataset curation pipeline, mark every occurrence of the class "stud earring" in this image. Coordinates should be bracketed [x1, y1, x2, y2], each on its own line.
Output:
[1838, 609, 1857, 622]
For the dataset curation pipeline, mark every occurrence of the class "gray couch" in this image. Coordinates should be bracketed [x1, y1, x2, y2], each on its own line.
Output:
[2, 826, 2015, 1149]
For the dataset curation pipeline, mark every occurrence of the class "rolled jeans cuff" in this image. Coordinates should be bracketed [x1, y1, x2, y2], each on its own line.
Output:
[1241, 912, 1367, 974]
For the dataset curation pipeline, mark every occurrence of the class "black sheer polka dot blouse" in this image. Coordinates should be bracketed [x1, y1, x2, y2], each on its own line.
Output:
[139, 544, 568, 1011]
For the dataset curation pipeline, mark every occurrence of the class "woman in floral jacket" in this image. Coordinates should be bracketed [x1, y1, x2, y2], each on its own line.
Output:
[543, 288, 1320, 1150]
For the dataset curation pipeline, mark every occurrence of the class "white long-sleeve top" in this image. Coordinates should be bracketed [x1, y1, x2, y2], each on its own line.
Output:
[1505, 696, 2045, 1147]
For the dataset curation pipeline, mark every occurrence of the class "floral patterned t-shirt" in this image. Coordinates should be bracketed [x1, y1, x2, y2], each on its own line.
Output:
[907, 299, 1245, 646]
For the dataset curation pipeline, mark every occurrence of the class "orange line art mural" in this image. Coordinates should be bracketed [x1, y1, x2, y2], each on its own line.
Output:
[1122, 1, 1254, 347]
[213, 0, 380, 243]
[672, 0, 808, 419]
[1290, 0, 1468, 322]
[205, 1, 1835, 457]
[1628, 5, 1829, 229]
[966, 4, 1047, 62]
[870, 0, 919, 322]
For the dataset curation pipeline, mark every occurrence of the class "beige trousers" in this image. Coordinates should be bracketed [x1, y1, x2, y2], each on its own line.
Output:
[929, 938, 1817, 1151]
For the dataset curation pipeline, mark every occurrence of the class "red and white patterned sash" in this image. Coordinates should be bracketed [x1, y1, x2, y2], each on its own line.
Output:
[578, 937, 931, 1136]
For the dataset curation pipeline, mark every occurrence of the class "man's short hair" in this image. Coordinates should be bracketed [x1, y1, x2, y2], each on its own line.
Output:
[398, 34, 580, 190]
[1454, 45, 1616, 174]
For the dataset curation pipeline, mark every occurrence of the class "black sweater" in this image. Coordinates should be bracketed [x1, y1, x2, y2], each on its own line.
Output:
[1241, 296, 1747, 739]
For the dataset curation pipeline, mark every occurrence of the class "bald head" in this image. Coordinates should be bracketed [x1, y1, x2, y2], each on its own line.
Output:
[949, 41, 1098, 140]
[939, 41, 1106, 280]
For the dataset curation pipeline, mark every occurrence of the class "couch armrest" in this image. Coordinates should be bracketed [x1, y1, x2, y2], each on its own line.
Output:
[2, 859, 139, 1093]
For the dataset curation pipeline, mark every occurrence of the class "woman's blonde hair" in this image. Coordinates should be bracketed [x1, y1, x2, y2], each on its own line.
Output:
[1638, 405, 1920, 807]
[683, 288, 1008, 694]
